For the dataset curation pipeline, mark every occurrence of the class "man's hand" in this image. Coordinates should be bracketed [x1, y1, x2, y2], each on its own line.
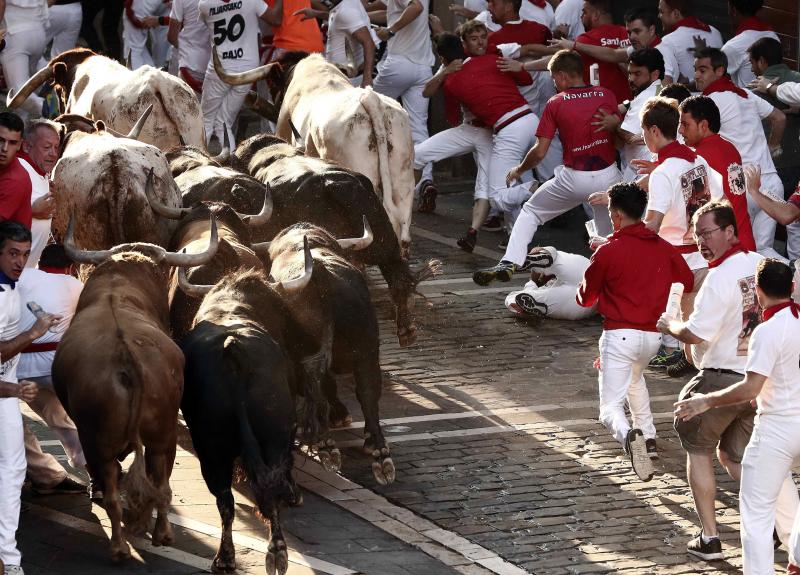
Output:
[506, 165, 524, 187]
[141, 15, 159, 28]
[656, 313, 672, 334]
[29, 314, 61, 340]
[428, 14, 444, 34]
[444, 59, 463, 74]
[16, 380, 37, 403]
[448, 4, 473, 18]
[591, 109, 620, 133]
[631, 158, 657, 175]
[674, 393, 711, 421]
[293, 7, 322, 20]
[587, 191, 608, 206]
[553, 23, 569, 39]
[588, 236, 608, 251]
[547, 38, 574, 51]
[497, 57, 523, 73]
[748, 75, 779, 94]
[376, 27, 392, 41]
[743, 163, 762, 196]
[687, 35, 707, 54]
[31, 193, 55, 219]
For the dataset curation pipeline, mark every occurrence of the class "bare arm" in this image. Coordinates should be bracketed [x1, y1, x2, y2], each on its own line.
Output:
[0, 315, 60, 364]
[368, 10, 387, 24]
[167, 18, 182, 47]
[766, 108, 786, 152]
[261, 0, 284, 27]
[0, 380, 37, 402]
[675, 372, 765, 421]
[519, 43, 559, 58]
[644, 209, 663, 234]
[549, 37, 629, 63]
[0, 0, 6, 23]
[423, 60, 461, 98]
[656, 316, 705, 345]
[352, 27, 375, 86]
[377, 0, 422, 40]
[744, 164, 800, 225]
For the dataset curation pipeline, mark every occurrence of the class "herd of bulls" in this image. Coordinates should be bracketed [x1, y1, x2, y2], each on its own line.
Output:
[8, 47, 440, 574]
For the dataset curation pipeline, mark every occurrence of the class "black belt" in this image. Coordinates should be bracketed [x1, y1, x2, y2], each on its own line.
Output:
[705, 368, 741, 376]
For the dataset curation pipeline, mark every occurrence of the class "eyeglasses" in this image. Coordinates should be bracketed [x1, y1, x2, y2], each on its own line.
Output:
[693, 227, 721, 241]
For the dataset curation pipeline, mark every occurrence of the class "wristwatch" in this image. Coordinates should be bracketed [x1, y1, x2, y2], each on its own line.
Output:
[622, 100, 631, 110]
[387, 29, 396, 37]
[766, 82, 775, 92]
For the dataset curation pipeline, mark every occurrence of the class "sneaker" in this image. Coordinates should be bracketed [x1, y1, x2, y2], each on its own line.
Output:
[514, 293, 548, 317]
[497, 232, 509, 250]
[473, 261, 516, 286]
[667, 354, 697, 377]
[649, 346, 682, 369]
[686, 532, 723, 561]
[624, 428, 654, 481]
[5, 565, 25, 575]
[31, 476, 87, 496]
[518, 249, 554, 272]
[481, 215, 503, 232]
[645, 438, 658, 459]
[417, 181, 437, 213]
[456, 229, 477, 253]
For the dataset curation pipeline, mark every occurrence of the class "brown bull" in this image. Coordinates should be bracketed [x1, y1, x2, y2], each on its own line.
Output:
[53, 217, 218, 563]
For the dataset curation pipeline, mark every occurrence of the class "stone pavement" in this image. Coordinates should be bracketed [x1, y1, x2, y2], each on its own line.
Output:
[18, 186, 792, 574]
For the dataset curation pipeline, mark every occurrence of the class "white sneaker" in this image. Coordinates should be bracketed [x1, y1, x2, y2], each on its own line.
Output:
[625, 428, 654, 482]
[6, 565, 25, 575]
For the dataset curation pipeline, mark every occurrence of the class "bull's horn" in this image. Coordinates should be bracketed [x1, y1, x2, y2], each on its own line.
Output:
[344, 37, 358, 78]
[337, 215, 373, 251]
[237, 185, 273, 226]
[164, 215, 219, 267]
[251, 241, 271, 252]
[126, 50, 132, 70]
[63, 216, 114, 265]
[179, 134, 186, 146]
[7, 65, 54, 109]
[126, 104, 153, 139]
[245, 90, 279, 123]
[278, 236, 313, 292]
[212, 46, 279, 86]
[211, 125, 230, 164]
[177, 266, 214, 297]
[288, 117, 303, 147]
[143, 168, 189, 219]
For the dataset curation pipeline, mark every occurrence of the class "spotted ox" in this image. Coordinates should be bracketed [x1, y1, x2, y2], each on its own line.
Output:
[214, 51, 416, 254]
[8, 48, 205, 150]
[53, 216, 218, 563]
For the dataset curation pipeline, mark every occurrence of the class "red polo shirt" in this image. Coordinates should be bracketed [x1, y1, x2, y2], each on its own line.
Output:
[487, 19, 551, 51]
[577, 222, 694, 332]
[576, 24, 631, 104]
[0, 157, 32, 229]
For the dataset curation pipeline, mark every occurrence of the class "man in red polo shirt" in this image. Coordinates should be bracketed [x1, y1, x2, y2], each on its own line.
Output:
[0, 113, 32, 230]
[574, 0, 630, 103]
[474, 49, 621, 285]
[678, 95, 756, 252]
[577, 182, 693, 477]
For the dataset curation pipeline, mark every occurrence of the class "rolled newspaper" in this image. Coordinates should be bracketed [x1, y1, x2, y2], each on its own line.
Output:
[665, 283, 684, 319]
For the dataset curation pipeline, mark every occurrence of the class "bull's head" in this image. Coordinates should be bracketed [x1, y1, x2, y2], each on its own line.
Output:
[179, 235, 313, 296]
[64, 213, 220, 267]
[251, 216, 373, 254]
[7, 48, 97, 113]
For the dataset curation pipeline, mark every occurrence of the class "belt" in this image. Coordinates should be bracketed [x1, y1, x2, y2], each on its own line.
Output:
[706, 367, 741, 376]
[22, 342, 58, 354]
[494, 109, 533, 134]
[676, 244, 699, 254]
[465, 119, 487, 128]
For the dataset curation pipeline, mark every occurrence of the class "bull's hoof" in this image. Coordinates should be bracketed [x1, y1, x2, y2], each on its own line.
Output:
[317, 447, 342, 473]
[371, 448, 396, 486]
[288, 485, 304, 507]
[397, 327, 418, 347]
[212, 554, 237, 574]
[110, 541, 132, 564]
[152, 519, 174, 547]
[329, 406, 352, 429]
[265, 540, 289, 575]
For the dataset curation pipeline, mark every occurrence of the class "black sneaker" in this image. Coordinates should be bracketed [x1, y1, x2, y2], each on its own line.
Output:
[514, 293, 548, 317]
[481, 215, 503, 232]
[686, 532, 723, 561]
[645, 438, 658, 459]
[31, 476, 87, 496]
[473, 261, 516, 286]
[625, 428, 654, 481]
[457, 229, 477, 253]
[667, 354, 696, 377]
[518, 249, 554, 272]
[498, 232, 509, 250]
[417, 181, 437, 213]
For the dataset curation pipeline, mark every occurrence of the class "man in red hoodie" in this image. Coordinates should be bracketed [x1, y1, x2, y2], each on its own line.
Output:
[577, 182, 693, 481]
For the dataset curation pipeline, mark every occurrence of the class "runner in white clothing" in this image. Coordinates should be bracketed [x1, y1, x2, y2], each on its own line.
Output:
[722, 0, 778, 88]
[40, 0, 82, 65]
[551, 0, 583, 39]
[123, 0, 172, 69]
[199, 0, 283, 147]
[169, 0, 212, 91]
[674, 258, 800, 574]
[0, 0, 48, 118]
[657, 0, 722, 84]
[326, 0, 379, 87]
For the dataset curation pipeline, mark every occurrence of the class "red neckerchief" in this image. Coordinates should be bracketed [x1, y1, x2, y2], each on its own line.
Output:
[528, 0, 546, 7]
[17, 152, 46, 177]
[762, 300, 800, 322]
[657, 140, 696, 164]
[39, 266, 71, 275]
[708, 243, 747, 269]
[650, 35, 661, 47]
[703, 76, 748, 99]
[735, 17, 774, 36]
[671, 16, 710, 33]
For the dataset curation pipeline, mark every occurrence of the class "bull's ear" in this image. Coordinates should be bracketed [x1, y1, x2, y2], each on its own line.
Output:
[53, 62, 69, 86]
[94, 120, 106, 132]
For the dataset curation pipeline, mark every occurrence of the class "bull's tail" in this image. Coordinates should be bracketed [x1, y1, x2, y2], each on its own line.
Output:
[358, 89, 398, 221]
[223, 336, 295, 517]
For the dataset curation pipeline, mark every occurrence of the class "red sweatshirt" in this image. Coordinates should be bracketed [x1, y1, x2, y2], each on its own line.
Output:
[577, 222, 694, 332]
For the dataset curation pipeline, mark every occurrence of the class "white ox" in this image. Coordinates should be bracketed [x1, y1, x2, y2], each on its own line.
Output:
[214, 51, 416, 253]
[52, 125, 183, 250]
[8, 48, 205, 151]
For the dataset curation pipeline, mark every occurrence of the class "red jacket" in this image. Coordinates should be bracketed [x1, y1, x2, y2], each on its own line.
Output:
[0, 157, 32, 229]
[577, 222, 694, 331]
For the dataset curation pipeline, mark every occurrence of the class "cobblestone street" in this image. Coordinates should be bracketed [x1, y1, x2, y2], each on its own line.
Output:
[20, 187, 786, 574]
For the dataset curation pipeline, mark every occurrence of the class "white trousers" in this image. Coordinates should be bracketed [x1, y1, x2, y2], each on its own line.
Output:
[41, 3, 82, 63]
[201, 69, 248, 147]
[0, 397, 26, 566]
[0, 26, 46, 118]
[414, 123, 493, 200]
[504, 163, 620, 265]
[122, 0, 171, 69]
[489, 113, 538, 225]
[598, 329, 662, 445]
[26, 375, 85, 472]
[373, 54, 433, 183]
[740, 414, 800, 574]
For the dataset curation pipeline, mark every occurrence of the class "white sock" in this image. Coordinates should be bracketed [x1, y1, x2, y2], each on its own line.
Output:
[701, 533, 719, 543]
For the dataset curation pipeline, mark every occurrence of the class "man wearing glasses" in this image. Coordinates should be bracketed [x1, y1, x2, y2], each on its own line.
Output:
[657, 201, 796, 562]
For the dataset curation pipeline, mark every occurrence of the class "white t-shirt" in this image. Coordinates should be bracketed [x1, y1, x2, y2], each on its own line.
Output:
[687, 250, 763, 372]
[327, 0, 377, 68]
[519, 0, 553, 29]
[707, 90, 778, 180]
[722, 29, 779, 88]
[647, 154, 722, 270]
[0, 283, 23, 383]
[171, 0, 212, 75]
[473, 10, 501, 33]
[777, 82, 800, 106]
[659, 24, 723, 81]
[747, 306, 800, 416]
[551, 0, 583, 39]
[18, 157, 50, 270]
[385, 0, 435, 66]
[16, 269, 83, 378]
[620, 80, 660, 181]
[199, 0, 266, 72]
[464, 0, 487, 14]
